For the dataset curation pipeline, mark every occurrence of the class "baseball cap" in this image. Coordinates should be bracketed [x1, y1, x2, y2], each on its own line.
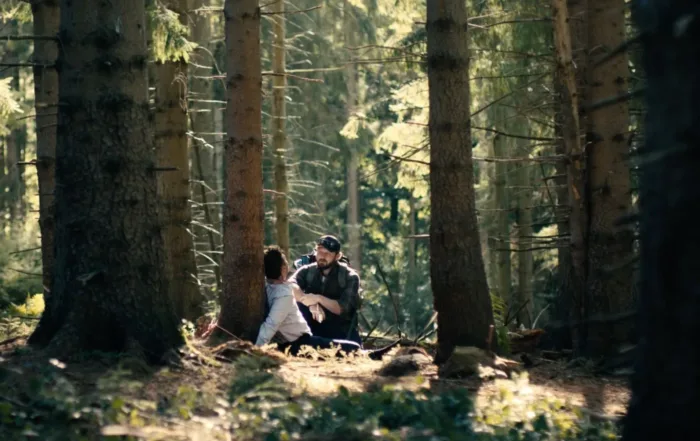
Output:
[317, 235, 341, 253]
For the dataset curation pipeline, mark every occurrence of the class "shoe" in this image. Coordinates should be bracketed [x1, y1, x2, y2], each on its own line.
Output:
[367, 339, 402, 361]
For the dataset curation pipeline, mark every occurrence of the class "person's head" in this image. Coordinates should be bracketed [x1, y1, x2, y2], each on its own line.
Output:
[315, 235, 342, 270]
[264, 245, 289, 280]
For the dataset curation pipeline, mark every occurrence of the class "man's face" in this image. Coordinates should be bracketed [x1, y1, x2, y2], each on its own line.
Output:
[315, 245, 338, 270]
[280, 262, 289, 280]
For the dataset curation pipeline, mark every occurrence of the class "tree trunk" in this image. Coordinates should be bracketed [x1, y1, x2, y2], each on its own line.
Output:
[550, 70, 574, 349]
[0, 140, 4, 223]
[154, 0, 202, 321]
[30, 0, 184, 360]
[552, 0, 588, 353]
[426, 0, 495, 363]
[515, 135, 534, 329]
[581, 0, 633, 357]
[492, 134, 511, 308]
[218, 0, 265, 341]
[29, 0, 59, 333]
[271, 0, 290, 257]
[190, 0, 221, 292]
[622, 1, 700, 439]
[344, 0, 361, 270]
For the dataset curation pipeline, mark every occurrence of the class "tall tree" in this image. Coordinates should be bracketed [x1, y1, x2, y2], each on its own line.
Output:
[155, 0, 203, 321]
[218, 0, 265, 340]
[427, 0, 494, 362]
[515, 136, 533, 329]
[552, 0, 587, 351]
[30, 0, 59, 325]
[621, 1, 700, 439]
[581, 0, 633, 356]
[491, 133, 511, 308]
[30, 0, 183, 359]
[344, 0, 362, 270]
[189, 0, 222, 292]
[271, 0, 290, 256]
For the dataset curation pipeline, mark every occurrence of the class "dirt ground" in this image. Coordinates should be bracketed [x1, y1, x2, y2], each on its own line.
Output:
[0, 337, 630, 440]
[276, 352, 630, 417]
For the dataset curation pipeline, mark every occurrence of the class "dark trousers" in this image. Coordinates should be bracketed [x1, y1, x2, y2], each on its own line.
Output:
[297, 302, 362, 346]
[278, 333, 361, 356]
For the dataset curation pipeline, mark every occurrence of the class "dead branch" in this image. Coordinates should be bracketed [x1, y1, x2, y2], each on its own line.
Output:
[261, 5, 321, 15]
[0, 35, 58, 41]
[472, 125, 557, 142]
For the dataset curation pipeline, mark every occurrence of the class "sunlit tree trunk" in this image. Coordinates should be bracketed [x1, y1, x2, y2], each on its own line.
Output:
[427, 0, 495, 362]
[271, 0, 290, 256]
[154, 0, 203, 321]
[344, 0, 361, 270]
[582, 0, 633, 357]
[190, 0, 222, 292]
[218, 0, 265, 341]
[27, 0, 59, 345]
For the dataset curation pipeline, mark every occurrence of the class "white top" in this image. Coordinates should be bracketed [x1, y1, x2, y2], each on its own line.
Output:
[255, 282, 312, 346]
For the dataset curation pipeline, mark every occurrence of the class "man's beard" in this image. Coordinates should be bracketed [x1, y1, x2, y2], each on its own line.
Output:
[316, 260, 333, 270]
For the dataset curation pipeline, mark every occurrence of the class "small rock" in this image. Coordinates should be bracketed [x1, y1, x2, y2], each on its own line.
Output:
[378, 353, 432, 377]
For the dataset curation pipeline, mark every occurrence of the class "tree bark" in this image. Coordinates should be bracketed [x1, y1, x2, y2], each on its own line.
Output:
[515, 136, 534, 328]
[26, 0, 59, 346]
[218, 0, 265, 341]
[154, 0, 203, 321]
[189, 0, 221, 292]
[552, 0, 588, 353]
[271, 0, 290, 257]
[30, 0, 184, 361]
[622, 1, 700, 439]
[344, 0, 361, 270]
[581, 0, 633, 357]
[492, 134, 511, 308]
[426, 0, 495, 363]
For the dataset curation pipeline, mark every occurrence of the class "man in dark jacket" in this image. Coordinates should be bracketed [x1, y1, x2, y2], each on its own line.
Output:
[293, 235, 363, 345]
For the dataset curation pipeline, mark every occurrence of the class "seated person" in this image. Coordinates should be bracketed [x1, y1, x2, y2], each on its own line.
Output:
[255, 246, 362, 356]
[293, 235, 362, 345]
[256, 246, 398, 360]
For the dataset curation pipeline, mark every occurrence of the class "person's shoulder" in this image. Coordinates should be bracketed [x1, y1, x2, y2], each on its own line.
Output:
[266, 282, 294, 298]
[338, 262, 359, 279]
[296, 262, 319, 273]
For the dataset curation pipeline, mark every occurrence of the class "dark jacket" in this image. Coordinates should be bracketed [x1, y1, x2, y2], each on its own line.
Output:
[293, 262, 361, 322]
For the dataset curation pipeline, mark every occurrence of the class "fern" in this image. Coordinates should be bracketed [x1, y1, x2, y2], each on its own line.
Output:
[490, 293, 510, 353]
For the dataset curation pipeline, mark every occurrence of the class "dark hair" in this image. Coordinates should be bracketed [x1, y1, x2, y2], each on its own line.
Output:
[264, 246, 287, 279]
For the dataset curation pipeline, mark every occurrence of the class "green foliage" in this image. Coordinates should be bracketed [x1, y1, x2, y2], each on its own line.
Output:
[0, 77, 23, 134]
[0, 1, 32, 23]
[146, 1, 197, 63]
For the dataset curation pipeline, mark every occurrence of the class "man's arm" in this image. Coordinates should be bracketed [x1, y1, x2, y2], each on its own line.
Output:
[299, 271, 360, 318]
[255, 288, 295, 346]
[336, 271, 361, 319]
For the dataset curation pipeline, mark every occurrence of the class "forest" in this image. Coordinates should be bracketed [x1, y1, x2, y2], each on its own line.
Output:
[0, 0, 696, 439]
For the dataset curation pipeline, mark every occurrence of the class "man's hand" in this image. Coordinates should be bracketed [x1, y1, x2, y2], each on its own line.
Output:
[300, 294, 321, 306]
[310, 304, 325, 323]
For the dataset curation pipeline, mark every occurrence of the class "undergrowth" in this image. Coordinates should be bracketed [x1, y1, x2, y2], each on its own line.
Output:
[0, 345, 620, 441]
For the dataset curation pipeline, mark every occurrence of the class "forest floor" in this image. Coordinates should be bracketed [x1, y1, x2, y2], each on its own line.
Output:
[0, 335, 629, 440]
